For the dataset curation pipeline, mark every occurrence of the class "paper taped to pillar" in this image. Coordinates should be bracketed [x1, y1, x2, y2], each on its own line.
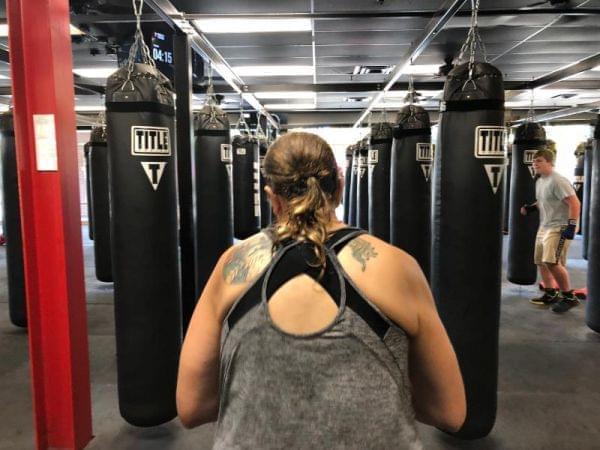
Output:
[106, 62, 181, 427]
[507, 122, 545, 285]
[368, 122, 393, 241]
[0, 112, 27, 328]
[586, 121, 600, 333]
[259, 140, 272, 228]
[390, 104, 432, 278]
[88, 125, 113, 283]
[348, 144, 359, 226]
[583, 139, 593, 259]
[193, 106, 234, 296]
[431, 61, 505, 439]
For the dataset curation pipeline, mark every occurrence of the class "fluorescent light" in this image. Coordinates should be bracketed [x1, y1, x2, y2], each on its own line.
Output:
[263, 103, 316, 110]
[194, 18, 312, 34]
[73, 68, 117, 79]
[255, 91, 316, 100]
[0, 24, 84, 37]
[505, 101, 531, 108]
[374, 101, 407, 109]
[75, 105, 106, 112]
[0, 74, 9, 80]
[591, 65, 600, 72]
[232, 65, 314, 77]
[403, 64, 441, 75]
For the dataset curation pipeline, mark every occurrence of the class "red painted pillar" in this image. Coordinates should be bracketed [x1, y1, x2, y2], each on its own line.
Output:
[6, 0, 93, 449]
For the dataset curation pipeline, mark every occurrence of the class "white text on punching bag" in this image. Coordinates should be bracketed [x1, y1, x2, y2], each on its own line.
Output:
[131, 126, 171, 156]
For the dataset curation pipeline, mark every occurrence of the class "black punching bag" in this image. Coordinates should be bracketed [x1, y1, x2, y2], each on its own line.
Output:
[356, 139, 369, 230]
[507, 123, 545, 285]
[583, 139, 593, 260]
[573, 144, 585, 234]
[586, 122, 600, 332]
[259, 140, 271, 228]
[368, 122, 393, 241]
[193, 107, 234, 296]
[0, 113, 26, 328]
[503, 146, 512, 234]
[343, 145, 353, 223]
[106, 63, 181, 427]
[390, 105, 432, 278]
[431, 62, 505, 439]
[89, 126, 112, 282]
[232, 134, 260, 239]
[348, 145, 358, 226]
[84, 142, 94, 240]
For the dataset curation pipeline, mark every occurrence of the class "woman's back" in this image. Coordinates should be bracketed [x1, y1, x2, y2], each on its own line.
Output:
[214, 228, 422, 449]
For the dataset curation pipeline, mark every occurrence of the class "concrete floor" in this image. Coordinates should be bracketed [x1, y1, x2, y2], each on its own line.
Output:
[1, 230, 599, 449]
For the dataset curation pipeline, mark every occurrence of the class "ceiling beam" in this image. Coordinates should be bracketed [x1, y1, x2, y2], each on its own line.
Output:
[183, 8, 600, 20]
[353, 0, 467, 128]
[511, 100, 600, 125]
[512, 52, 600, 91]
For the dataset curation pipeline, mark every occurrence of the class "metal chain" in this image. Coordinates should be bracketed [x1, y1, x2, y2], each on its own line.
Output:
[255, 111, 267, 141]
[526, 88, 536, 122]
[381, 91, 388, 122]
[121, 0, 155, 91]
[405, 74, 418, 104]
[236, 94, 251, 134]
[457, 0, 487, 91]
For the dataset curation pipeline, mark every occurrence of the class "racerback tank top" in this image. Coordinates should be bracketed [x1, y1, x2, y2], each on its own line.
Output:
[214, 227, 422, 449]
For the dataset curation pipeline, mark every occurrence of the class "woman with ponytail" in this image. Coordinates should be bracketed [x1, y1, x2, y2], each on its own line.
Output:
[177, 132, 465, 448]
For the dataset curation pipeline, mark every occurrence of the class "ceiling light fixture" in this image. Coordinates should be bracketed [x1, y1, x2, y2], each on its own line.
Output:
[194, 18, 312, 34]
[263, 103, 316, 110]
[232, 65, 315, 77]
[0, 24, 84, 37]
[254, 91, 316, 100]
[73, 68, 117, 79]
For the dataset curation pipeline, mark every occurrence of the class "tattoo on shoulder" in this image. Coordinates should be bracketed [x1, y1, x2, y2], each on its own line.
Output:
[223, 234, 273, 284]
[347, 238, 378, 271]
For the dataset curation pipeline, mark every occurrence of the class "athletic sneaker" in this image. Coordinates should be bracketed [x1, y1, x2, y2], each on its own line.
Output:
[552, 292, 580, 314]
[530, 289, 559, 306]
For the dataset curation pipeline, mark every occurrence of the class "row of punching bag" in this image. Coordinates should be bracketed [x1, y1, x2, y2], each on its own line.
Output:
[345, 62, 505, 439]
[343, 105, 432, 278]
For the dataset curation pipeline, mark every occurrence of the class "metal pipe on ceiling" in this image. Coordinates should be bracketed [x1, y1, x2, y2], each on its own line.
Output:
[143, 0, 279, 129]
[511, 100, 600, 125]
[352, 0, 468, 128]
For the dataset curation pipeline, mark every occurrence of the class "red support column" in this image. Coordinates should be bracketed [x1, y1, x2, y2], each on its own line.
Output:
[6, 0, 93, 449]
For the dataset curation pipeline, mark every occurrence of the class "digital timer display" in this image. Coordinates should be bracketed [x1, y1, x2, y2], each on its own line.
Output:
[151, 31, 174, 79]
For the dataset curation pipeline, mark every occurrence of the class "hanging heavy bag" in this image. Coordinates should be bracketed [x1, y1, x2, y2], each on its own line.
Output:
[583, 139, 593, 259]
[89, 124, 113, 282]
[503, 146, 512, 234]
[232, 134, 260, 239]
[586, 121, 600, 332]
[84, 142, 94, 240]
[573, 143, 585, 235]
[0, 112, 26, 328]
[507, 122, 546, 285]
[431, 61, 505, 440]
[368, 122, 393, 241]
[390, 105, 432, 277]
[348, 144, 359, 226]
[343, 145, 353, 224]
[259, 140, 272, 228]
[106, 47, 181, 425]
[193, 105, 234, 298]
[356, 138, 369, 230]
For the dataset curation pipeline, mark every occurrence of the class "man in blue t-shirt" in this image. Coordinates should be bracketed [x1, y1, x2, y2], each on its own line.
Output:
[521, 149, 581, 313]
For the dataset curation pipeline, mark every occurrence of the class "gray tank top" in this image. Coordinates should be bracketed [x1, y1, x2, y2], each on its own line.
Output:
[214, 228, 422, 449]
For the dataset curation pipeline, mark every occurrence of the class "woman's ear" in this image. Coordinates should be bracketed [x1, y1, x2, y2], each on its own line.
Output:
[265, 185, 284, 217]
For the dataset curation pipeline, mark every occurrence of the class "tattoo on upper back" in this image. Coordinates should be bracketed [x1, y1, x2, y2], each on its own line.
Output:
[347, 238, 378, 271]
[223, 234, 273, 284]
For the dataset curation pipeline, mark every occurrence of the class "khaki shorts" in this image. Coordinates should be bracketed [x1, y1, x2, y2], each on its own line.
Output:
[534, 227, 571, 266]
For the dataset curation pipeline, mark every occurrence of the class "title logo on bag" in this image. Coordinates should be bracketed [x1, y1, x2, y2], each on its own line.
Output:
[221, 144, 232, 163]
[484, 164, 505, 194]
[474, 126, 506, 159]
[131, 126, 170, 156]
[416, 143, 433, 162]
[523, 149, 537, 179]
[368, 150, 379, 165]
[420, 164, 432, 182]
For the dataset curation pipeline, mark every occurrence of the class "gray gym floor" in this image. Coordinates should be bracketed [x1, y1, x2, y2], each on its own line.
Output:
[1, 229, 599, 449]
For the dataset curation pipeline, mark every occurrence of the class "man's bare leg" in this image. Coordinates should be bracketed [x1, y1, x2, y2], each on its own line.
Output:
[545, 263, 571, 292]
[539, 264, 558, 289]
